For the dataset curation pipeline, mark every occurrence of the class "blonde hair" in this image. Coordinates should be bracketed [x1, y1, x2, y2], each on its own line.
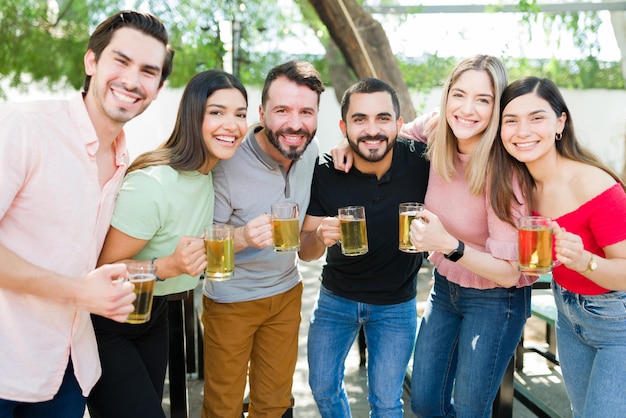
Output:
[427, 55, 508, 195]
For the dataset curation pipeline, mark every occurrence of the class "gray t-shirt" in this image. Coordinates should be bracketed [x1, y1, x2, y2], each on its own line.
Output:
[202, 125, 319, 303]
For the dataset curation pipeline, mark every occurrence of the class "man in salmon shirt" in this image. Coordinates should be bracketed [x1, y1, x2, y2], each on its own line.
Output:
[0, 10, 174, 417]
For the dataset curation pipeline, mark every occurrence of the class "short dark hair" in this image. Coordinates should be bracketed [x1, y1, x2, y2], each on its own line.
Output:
[83, 10, 174, 92]
[260, 60, 325, 108]
[340, 78, 400, 121]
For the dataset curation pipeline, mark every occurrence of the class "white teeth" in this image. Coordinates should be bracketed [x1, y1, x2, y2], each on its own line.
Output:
[112, 90, 135, 103]
[216, 136, 235, 143]
[457, 118, 475, 125]
[516, 142, 537, 149]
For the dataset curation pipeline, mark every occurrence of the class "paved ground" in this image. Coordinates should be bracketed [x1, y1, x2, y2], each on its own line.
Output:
[157, 257, 573, 418]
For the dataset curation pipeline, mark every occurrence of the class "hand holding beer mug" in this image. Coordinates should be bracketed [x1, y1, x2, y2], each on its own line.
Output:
[126, 263, 157, 324]
[204, 224, 235, 280]
[518, 216, 553, 274]
[338, 206, 368, 256]
[399, 202, 425, 253]
[271, 202, 300, 252]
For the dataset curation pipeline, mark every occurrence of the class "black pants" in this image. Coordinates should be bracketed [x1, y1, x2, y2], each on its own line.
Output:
[87, 296, 169, 418]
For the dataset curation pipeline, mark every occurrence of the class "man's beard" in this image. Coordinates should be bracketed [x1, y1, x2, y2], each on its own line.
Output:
[266, 127, 315, 160]
[347, 134, 395, 162]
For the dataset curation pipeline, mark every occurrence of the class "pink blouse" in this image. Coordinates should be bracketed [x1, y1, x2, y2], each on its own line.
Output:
[401, 113, 534, 289]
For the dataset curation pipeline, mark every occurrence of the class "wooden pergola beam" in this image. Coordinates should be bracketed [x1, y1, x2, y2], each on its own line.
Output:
[367, 2, 626, 14]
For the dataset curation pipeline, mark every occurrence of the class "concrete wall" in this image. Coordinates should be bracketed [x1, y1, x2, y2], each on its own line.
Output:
[5, 85, 626, 173]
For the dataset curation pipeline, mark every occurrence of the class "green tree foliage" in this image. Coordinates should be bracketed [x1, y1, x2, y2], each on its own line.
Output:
[0, 0, 308, 95]
[0, 0, 90, 96]
[0, 0, 622, 99]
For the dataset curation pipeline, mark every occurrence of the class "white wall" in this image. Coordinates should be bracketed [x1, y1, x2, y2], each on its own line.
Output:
[5, 85, 626, 173]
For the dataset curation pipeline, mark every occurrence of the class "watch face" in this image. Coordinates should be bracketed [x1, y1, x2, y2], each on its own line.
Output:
[445, 240, 464, 262]
[446, 251, 462, 262]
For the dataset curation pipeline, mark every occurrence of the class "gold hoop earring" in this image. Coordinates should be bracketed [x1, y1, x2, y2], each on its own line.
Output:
[555, 132, 563, 140]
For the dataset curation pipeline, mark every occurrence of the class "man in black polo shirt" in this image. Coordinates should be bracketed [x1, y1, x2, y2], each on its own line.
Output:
[299, 78, 429, 417]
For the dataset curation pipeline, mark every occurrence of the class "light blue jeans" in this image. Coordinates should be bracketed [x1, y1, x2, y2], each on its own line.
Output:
[308, 285, 417, 418]
[552, 281, 626, 418]
[411, 270, 530, 418]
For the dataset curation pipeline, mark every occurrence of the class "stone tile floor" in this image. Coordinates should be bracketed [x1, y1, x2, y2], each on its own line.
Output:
[159, 257, 573, 418]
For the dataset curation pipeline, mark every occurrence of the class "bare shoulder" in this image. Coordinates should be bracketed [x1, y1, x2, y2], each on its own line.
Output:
[570, 160, 617, 201]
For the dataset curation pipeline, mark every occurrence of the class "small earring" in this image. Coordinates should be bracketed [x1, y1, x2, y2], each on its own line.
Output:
[555, 132, 563, 140]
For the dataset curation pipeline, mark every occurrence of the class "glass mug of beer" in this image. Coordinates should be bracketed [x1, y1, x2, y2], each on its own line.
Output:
[271, 202, 301, 253]
[399, 202, 425, 253]
[204, 224, 235, 281]
[518, 216, 553, 274]
[126, 263, 157, 324]
[338, 206, 368, 256]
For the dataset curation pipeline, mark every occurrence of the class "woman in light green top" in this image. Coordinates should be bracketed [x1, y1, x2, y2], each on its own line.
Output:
[87, 70, 248, 418]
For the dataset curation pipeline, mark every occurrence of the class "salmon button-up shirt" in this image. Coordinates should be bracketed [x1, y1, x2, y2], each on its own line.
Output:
[0, 94, 128, 401]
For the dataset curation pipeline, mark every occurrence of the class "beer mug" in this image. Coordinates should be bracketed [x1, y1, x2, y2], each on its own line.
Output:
[271, 202, 300, 253]
[338, 206, 368, 256]
[518, 216, 553, 274]
[204, 224, 235, 280]
[126, 263, 157, 324]
[399, 202, 425, 253]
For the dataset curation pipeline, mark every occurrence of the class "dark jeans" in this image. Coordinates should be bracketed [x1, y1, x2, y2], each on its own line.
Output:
[0, 360, 86, 418]
[87, 296, 169, 418]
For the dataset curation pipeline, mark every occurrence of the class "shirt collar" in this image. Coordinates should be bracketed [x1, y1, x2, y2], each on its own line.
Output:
[70, 93, 128, 167]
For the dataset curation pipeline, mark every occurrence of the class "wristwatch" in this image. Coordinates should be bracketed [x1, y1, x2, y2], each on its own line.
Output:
[580, 253, 598, 274]
[444, 240, 465, 262]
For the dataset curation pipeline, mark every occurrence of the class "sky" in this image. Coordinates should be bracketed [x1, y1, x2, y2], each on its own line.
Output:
[284, 1, 622, 62]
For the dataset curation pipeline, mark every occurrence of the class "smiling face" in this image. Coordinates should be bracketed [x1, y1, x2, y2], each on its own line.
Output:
[200, 88, 248, 171]
[341, 91, 400, 164]
[500, 92, 566, 165]
[259, 76, 318, 163]
[445, 69, 495, 153]
[83, 27, 166, 128]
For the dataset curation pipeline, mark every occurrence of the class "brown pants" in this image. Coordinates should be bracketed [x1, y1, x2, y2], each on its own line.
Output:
[201, 282, 302, 418]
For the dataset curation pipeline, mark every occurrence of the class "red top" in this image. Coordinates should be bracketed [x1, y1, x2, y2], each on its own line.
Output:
[551, 183, 626, 295]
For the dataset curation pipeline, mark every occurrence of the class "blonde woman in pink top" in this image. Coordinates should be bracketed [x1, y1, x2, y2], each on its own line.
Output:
[333, 55, 534, 417]
[0, 11, 173, 418]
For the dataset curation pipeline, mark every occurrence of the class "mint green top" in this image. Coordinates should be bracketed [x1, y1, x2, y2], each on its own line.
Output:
[111, 165, 213, 296]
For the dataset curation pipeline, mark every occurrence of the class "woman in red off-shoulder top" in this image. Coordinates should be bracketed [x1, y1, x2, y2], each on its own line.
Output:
[490, 76, 626, 418]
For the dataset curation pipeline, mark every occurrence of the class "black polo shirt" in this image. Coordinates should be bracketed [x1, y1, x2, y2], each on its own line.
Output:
[307, 138, 430, 305]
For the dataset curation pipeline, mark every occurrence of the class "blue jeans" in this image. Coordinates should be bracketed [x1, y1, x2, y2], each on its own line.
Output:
[411, 270, 530, 418]
[308, 285, 417, 418]
[0, 360, 86, 418]
[552, 282, 626, 418]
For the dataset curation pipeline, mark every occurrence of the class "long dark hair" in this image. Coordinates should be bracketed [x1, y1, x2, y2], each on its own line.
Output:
[84, 10, 174, 92]
[128, 69, 247, 173]
[490, 76, 624, 224]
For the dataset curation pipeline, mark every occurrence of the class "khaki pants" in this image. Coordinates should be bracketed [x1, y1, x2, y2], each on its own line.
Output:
[201, 282, 302, 418]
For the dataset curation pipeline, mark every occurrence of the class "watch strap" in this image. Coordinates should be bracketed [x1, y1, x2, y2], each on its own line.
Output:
[444, 240, 465, 262]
